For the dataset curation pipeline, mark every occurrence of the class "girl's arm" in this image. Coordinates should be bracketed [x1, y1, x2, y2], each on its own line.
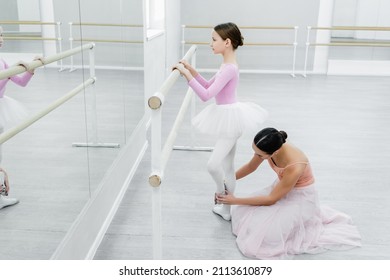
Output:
[187, 64, 235, 102]
[9, 71, 33, 87]
[4, 60, 34, 87]
[218, 163, 306, 206]
[179, 59, 216, 88]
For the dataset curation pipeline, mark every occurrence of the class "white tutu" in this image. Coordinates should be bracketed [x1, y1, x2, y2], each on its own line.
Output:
[0, 96, 29, 129]
[232, 181, 362, 259]
[192, 102, 268, 138]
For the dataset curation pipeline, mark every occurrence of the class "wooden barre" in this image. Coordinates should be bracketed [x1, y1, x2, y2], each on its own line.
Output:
[311, 42, 390, 47]
[183, 41, 294, 46]
[4, 36, 59, 41]
[311, 26, 390, 31]
[72, 38, 142, 44]
[70, 22, 142, 28]
[183, 25, 296, 30]
[0, 20, 59, 25]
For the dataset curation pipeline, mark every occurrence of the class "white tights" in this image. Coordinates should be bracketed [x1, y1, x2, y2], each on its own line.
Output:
[207, 137, 238, 195]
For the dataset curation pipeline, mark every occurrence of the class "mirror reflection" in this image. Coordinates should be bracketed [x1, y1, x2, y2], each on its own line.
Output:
[0, 0, 144, 259]
[330, 0, 390, 60]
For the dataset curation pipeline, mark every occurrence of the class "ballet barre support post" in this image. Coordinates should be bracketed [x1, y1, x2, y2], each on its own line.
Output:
[148, 45, 202, 259]
[72, 43, 120, 148]
[291, 26, 298, 78]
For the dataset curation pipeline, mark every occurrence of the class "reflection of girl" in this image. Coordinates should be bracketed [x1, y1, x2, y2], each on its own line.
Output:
[175, 22, 268, 221]
[1, 26, 36, 140]
[0, 168, 18, 209]
[217, 128, 362, 259]
[1, 25, 41, 209]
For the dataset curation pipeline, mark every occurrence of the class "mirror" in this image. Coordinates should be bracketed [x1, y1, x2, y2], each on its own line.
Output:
[0, 0, 144, 259]
[330, 0, 390, 60]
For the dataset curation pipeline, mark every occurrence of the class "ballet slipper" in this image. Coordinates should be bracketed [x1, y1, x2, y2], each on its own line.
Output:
[212, 204, 231, 221]
[0, 195, 19, 209]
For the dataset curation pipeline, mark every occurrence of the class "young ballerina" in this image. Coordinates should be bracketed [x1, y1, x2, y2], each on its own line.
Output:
[174, 22, 268, 221]
[1, 25, 41, 209]
[216, 127, 362, 259]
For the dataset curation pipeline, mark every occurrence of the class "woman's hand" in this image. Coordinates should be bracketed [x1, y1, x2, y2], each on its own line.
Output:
[216, 191, 236, 205]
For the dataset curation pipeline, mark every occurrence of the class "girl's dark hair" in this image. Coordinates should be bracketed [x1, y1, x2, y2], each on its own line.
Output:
[253, 127, 287, 154]
[214, 22, 244, 50]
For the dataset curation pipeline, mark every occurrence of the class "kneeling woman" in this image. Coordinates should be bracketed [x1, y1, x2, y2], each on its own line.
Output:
[216, 127, 362, 259]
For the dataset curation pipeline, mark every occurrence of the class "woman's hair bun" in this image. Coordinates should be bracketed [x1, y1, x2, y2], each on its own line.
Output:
[279, 131, 288, 142]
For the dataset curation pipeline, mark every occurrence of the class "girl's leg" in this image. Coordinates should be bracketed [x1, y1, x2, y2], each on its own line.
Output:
[207, 137, 237, 194]
[207, 137, 238, 221]
[222, 142, 237, 194]
[212, 142, 237, 220]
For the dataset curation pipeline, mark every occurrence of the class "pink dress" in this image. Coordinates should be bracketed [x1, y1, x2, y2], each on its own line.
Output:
[231, 159, 362, 259]
[188, 63, 268, 138]
[0, 59, 32, 128]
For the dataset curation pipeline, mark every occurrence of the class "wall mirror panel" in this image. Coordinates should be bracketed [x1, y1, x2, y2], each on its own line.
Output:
[0, 0, 144, 259]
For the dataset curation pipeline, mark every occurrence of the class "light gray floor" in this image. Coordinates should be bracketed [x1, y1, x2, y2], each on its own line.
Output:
[95, 73, 390, 260]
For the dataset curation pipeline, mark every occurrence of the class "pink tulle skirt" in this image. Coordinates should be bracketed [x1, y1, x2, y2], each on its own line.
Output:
[192, 102, 268, 138]
[0, 96, 29, 129]
[232, 181, 362, 259]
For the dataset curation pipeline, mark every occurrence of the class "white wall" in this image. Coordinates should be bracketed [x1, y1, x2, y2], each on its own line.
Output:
[165, 0, 181, 71]
[180, 0, 321, 72]
[17, 0, 41, 33]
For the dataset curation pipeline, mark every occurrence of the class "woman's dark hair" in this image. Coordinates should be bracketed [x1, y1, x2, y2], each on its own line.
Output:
[253, 127, 287, 154]
[214, 22, 244, 50]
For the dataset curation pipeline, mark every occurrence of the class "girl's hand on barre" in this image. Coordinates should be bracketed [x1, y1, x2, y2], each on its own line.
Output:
[173, 62, 186, 73]
[15, 60, 35, 74]
[173, 63, 193, 81]
[33, 55, 46, 65]
[179, 60, 191, 69]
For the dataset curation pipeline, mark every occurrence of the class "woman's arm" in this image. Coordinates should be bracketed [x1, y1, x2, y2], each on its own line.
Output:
[236, 154, 263, 180]
[218, 163, 306, 206]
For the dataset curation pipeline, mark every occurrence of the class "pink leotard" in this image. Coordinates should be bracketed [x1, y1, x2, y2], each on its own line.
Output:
[188, 63, 238, 105]
[0, 59, 33, 98]
[268, 159, 315, 187]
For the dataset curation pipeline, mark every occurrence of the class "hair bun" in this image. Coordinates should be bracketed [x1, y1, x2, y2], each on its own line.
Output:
[279, 131, 288, 142]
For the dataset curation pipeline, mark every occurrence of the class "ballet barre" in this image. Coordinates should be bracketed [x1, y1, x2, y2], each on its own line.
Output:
[181, 25, 298, 76]
[1, 20, 64, 71]
[0, 42, 94, 79]
[148, 45, 204, 259]
[303, 26, 390, 77]
[148, 44, 198, 185]
[0, 43, 96, 145]
[68, 22, 143, 71]
[0, 78, 95, 145]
